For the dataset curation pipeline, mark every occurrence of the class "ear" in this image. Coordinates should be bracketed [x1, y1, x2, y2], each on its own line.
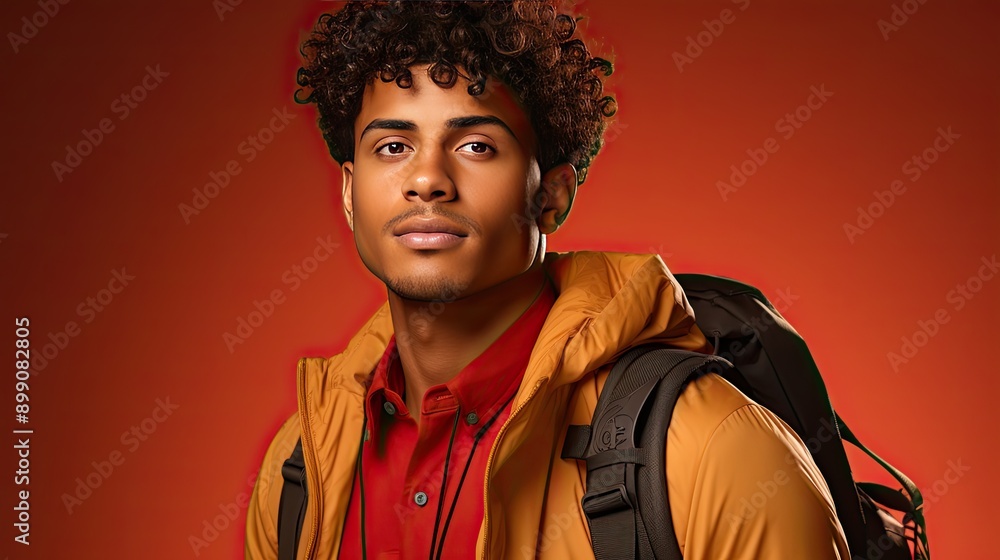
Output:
[535, 162, 578, 235]
[341, 161, 355, 232]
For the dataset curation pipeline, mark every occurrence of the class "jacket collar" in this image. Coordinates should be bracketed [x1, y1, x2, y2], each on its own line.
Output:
[302, 250, 710, 402]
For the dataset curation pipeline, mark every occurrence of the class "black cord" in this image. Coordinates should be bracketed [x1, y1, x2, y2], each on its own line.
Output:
[428, 409, 462, 560]
[430, 273, 550, 557]
[356, 390, 518, 559]
[433, 391, 519, 560]
[356, 415, 369, 560]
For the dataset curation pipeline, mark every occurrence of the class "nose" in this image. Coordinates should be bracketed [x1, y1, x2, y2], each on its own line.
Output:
[401, 148, 457, 203]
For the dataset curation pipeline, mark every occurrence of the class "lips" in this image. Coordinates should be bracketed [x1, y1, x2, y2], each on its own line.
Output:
[393, 216, 468, 237]
[393, 216, 468, 251]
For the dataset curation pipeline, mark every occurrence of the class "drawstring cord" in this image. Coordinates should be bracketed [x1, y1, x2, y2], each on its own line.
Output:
[433, 391, 518, 560]
[355, 415, 369, 560]
[357, 390, 519, 559]
[429, 409, 462, 560]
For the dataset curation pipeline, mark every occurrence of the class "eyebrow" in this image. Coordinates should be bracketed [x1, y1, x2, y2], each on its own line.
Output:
[359, 115, 519, 143]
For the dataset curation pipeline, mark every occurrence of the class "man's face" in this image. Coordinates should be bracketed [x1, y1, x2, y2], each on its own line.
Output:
[342, 65, 548, 302]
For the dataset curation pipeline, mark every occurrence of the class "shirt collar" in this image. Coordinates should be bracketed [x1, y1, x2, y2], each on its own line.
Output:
[365, 275, 557, 434]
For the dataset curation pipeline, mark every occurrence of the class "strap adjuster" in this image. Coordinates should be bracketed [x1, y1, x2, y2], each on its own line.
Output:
[582, 484, 632, 517]
[281, 461, 305, 485]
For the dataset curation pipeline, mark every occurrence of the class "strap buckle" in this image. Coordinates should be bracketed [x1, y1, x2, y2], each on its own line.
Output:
[582, 484, 632, 517]
[281, 460, 306, 485]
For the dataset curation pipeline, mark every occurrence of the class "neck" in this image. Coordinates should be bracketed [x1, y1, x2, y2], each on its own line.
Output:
[386, 255, 550, 427]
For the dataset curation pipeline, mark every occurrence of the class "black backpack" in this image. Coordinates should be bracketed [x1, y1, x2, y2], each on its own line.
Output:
[559, 273, 930, 559]
[277, 273, 931, 559]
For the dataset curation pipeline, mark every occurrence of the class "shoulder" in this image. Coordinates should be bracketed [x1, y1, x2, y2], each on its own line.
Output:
[666, 372, 817, 514]
[667, 374, 848, 558]
[667, 371, 797, 469]
[664, 373, 755, 543]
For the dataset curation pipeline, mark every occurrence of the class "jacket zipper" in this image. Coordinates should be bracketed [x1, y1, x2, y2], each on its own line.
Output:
[297, 359, 322, 560]
[479, 377, 548, 559]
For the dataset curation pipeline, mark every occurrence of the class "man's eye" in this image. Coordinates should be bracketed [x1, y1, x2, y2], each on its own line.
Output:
[377, 142, 408, 155]
[459, 142, 494, 154]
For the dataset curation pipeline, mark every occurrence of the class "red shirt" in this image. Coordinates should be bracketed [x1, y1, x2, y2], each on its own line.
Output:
[338, 277, 556, 560]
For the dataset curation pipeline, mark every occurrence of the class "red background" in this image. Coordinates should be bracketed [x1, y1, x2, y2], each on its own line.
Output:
[1, 0, 996, 558]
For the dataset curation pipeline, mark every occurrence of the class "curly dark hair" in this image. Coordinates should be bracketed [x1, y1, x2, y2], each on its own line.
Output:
[294, 0, 616, 185]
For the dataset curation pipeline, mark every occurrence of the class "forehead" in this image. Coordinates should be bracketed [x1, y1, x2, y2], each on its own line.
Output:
[355, 65, 536, 148]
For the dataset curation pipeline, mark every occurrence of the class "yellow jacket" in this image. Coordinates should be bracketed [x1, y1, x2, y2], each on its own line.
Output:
[246, 251, 850, 559]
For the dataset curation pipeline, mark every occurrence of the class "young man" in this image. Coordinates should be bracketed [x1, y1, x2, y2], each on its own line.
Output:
[246, 1, 851, 558]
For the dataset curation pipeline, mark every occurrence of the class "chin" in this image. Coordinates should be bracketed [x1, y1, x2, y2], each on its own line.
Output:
[384, 273, 470, 303]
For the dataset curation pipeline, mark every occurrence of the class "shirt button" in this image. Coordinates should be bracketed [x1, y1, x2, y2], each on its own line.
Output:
[414, 491, 428, 507]
[383, 401, 396, 415]
[465, 411, 479, 425]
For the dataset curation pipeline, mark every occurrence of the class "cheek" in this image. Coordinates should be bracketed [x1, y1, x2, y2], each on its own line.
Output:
[488, 166, 540, 236]
[480, 181, 527, 225]
[349, 176, 389, 258]
[478, 185, 540, 260]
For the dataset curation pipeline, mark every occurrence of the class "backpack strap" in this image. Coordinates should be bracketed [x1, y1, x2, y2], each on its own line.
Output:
[562, 344, 737, 560]
[278, 437, 308, 560]
[837, 414, 930, 558]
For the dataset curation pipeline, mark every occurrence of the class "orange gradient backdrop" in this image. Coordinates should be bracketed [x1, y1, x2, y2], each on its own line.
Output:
[1, 0, 997, 558]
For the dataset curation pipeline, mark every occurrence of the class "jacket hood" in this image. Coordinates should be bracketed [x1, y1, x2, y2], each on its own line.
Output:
[538, 250, 711, 386]
[302, 250, 710, 405]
